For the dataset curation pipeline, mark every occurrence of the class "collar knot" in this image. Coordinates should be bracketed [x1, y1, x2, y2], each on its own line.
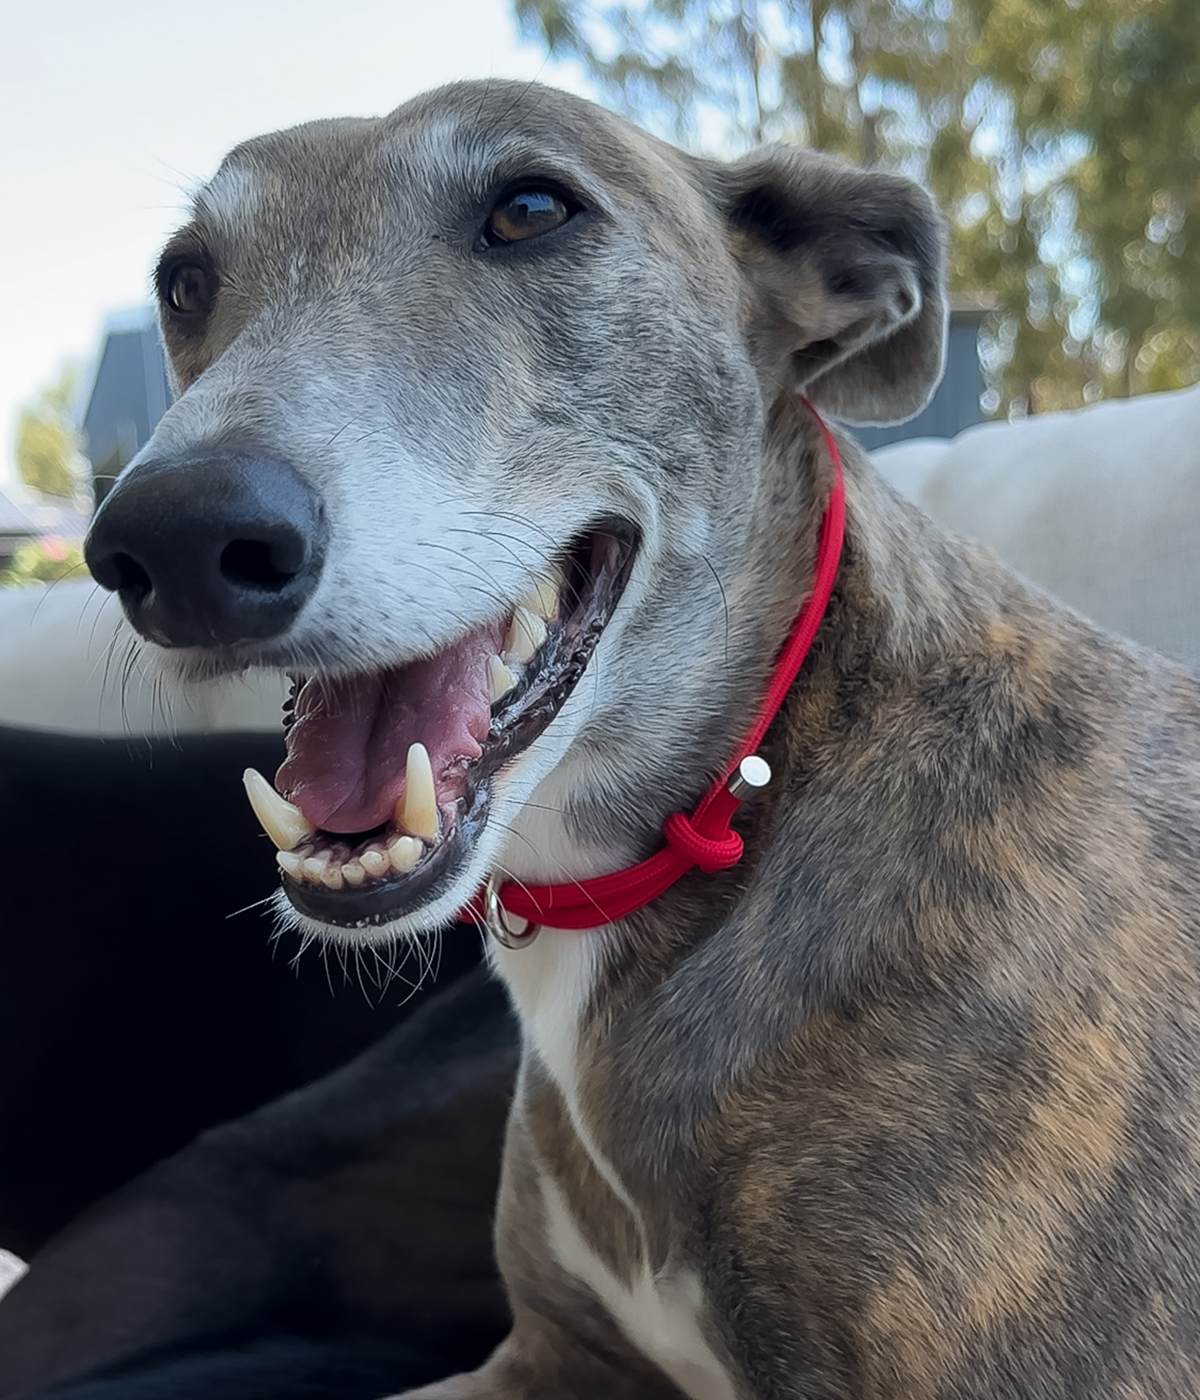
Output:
[663, 810, 744, 873]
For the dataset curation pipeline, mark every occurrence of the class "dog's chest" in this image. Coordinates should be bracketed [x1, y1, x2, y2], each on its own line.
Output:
[494, 933, 740, 1400]
[542, 1172, 739, 1400]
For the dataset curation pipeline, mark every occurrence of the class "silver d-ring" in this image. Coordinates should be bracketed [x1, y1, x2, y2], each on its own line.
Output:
[484, 875, 540, 949]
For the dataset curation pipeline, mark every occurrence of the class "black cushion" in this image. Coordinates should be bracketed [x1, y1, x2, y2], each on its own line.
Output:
[0, 724, 483, 1256]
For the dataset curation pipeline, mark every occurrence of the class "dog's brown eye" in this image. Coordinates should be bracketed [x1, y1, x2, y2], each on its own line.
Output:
[485, 189, 574, 246]
[165, 262, 213, 316]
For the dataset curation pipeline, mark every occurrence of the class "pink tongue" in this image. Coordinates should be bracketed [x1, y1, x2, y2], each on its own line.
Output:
[275, 620, 505, 834]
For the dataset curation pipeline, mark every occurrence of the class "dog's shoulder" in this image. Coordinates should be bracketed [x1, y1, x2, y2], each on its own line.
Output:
[681, 479, 1200, 1394]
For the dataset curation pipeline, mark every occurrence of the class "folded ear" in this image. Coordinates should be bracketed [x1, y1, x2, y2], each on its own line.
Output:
[703, 145, 948, 426]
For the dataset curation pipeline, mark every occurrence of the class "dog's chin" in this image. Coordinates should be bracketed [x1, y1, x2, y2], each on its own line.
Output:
[257, 519, 639, 935]
[269, 822, 502, 946]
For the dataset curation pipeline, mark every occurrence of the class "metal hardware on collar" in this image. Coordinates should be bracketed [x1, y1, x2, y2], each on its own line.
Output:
[484, 873, 540, 949]
[727, 754, 771, 800]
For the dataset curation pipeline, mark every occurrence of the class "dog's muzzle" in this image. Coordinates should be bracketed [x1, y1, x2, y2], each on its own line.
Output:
[85, 451, 328, 649]
[87, 458, 640, 932]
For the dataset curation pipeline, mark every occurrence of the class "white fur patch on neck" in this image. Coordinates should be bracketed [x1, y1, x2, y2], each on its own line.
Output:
[488, 749, 626, 1111]
[490, 763, 737, 1399]
[491, 927, 600, 1109]
[494, 924, 649, 1228]
[493, 929, 738, 1400]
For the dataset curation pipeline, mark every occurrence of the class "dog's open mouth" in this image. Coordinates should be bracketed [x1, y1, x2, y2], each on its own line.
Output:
[243, 520, 638, 928]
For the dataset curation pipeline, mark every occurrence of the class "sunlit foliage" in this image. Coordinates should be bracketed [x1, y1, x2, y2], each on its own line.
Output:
[517, 0, 1200, 415]
[15, 367, 85, 499]
[0, 537, 87, 589]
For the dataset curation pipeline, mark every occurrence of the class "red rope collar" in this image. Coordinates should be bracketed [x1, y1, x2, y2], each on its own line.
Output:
[465, 402, 846, 935]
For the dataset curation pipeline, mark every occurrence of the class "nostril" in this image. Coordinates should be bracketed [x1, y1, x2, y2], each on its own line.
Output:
[100, 551, 153, 602]
[219, 538, 304, 592]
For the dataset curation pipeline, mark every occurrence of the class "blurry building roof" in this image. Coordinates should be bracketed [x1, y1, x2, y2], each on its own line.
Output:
[80, 307, 171, 506]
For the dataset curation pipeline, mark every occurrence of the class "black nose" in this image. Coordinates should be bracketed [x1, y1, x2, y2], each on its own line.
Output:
[85, 451, 328, 648]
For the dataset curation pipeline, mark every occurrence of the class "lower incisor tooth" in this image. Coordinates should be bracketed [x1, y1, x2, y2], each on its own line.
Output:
[276, 850, 304, 878]
[342, 860, 366, 887]
[387, 834, 422, 873]
[302, 855, 328, 883]
[320, 865, 345, 890]
[360, 848, 389, 877]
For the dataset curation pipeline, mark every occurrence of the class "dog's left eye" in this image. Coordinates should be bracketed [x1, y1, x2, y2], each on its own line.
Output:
[484, 189, 576, 246]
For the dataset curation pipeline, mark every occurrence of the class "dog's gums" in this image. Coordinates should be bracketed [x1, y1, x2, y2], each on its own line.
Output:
[244, 522, 639, 928]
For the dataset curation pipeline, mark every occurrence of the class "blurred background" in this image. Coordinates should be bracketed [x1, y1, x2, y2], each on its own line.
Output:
[2, 0, 1197, 586]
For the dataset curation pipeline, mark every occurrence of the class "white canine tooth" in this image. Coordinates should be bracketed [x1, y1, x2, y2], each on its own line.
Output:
[520, 568, 562, 622]
[342, 860, 366, 887]
[387, 834, 422, 873]
[397, 741, 439, 843]
[504, 606, 547, 664]
[360, 847, 389, 877]
[488, 654, 518, 703]
[276, 850, 304, 878]
[243, 768, 315, 852]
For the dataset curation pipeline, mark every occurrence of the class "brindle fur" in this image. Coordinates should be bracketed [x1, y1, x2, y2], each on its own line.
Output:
[456, 471, 1200, 1400]
[103, 81, 1200, 1398]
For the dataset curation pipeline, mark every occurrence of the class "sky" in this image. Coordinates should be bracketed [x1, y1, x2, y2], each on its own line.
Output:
[0, 0, 587, 488]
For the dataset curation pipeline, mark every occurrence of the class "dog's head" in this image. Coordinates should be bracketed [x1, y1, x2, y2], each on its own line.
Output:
[85, 81, 946, 943]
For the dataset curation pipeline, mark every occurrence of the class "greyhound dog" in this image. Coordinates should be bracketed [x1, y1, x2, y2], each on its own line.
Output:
[85, 81, 1200, 1397]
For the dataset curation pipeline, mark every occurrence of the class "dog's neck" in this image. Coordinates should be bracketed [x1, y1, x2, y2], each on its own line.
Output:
[500, 443, 1011, 1168]
[498, 409, 971, 911]
[484, 404, 847, 938]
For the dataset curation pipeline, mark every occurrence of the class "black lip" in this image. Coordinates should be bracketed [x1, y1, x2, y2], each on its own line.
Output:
[281, 783, 493, 926]
[279, 518, 640, 930]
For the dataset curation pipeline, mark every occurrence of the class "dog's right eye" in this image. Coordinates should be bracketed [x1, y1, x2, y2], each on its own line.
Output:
[163, 262, 213, 317]
[483, 188, 578, 247]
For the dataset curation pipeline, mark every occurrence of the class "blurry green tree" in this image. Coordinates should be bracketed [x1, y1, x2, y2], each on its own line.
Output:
[516, 0, 1200, 415]
[15, 367, 84, 499]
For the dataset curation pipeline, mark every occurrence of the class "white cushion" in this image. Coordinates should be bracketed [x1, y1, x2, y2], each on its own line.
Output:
[872, 383, 1200, 668]
[0, 580, 285, 735]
